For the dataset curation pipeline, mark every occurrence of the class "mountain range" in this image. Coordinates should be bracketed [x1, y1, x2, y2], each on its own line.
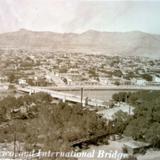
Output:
[0, 29, 160, 57]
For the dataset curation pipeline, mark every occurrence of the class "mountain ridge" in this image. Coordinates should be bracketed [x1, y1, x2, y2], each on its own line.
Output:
[0, 29, 160, 57]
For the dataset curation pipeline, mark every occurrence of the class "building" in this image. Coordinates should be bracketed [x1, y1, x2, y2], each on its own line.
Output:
[121, 137, 151, 155]
[97, 103, 134, 121]
[132, 78, 147, 86]
[99, 77, 112, 85]
[18, 79, 28, 86]
[68, 80, 99, 86]
[0, 76, 8, 82]
[153, 76, 160, 83]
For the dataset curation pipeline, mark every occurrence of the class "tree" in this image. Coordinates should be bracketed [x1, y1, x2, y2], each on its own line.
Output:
[121, 155, 137, 160]
[0, 93, 109, 151]
[113, 90, 160, 148]
[114, 81, 120, 86]
[142, 74, 153, 81]
[8, 73, 16, 83]
[114, 111, 130, 133]
[113, 70, 123, 77]
[124, 118, 149, 140]
[112, 92, 130, 102]
[8, 84, 16, 90]
[59, 67, 68, 73]
[145, 122, 160, 148]
[88, 68, 98, 77]
[125, 72, 136, 80]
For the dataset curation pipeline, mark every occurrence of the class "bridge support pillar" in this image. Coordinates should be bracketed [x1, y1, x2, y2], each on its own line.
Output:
[29, 89, 35, 95]
[62, 97, 66, 103]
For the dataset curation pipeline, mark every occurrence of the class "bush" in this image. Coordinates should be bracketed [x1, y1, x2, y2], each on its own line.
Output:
[113, 91, 160, 148]
[121, 155, 137, 160]
[0, 93, 109, 151]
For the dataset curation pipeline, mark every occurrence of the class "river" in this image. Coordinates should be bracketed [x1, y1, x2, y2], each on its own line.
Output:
[62, 90, 133, 102]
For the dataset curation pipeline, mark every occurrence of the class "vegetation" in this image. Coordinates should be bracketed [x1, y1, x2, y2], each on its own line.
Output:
[141, 74, 153, 81]
[112, 70, 123, 77]
[112, 91, 160, 148]
[88, 68, 98, 78]
[113, 111, 131, 134]
[124, 72, 136, 80]
[112, 92, 131, 103]
[59, 67, 68, 73]
[8, 73, 17, 83]
[114, 81, 120, 86]
[121, 155, 137, 160]
[0, 93, 108, 152]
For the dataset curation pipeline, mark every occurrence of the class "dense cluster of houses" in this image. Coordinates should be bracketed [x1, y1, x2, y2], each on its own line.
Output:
[0, 50, 160, 87]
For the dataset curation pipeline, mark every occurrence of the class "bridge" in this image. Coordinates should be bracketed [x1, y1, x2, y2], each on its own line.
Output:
[17, 84, 160, 107]
[35, 85, 160, 91]
[17, 86, 106, 107]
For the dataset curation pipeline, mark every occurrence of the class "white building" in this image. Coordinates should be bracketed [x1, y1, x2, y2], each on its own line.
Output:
[132, 78, 147, 86]
[153, 76, 160, 83]
[18, 79, 27, 86]
[99, 77, 112, 85]
[97, 103, 134, 121]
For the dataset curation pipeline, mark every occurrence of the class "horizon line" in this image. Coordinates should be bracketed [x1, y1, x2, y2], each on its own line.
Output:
[0, 28, 159, 36]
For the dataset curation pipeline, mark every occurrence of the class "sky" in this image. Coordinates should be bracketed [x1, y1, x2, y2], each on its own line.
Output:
[0, 0, 160, 34]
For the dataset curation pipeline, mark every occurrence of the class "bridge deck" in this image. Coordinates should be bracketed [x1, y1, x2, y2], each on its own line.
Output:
[35, 85, 160, 91]
[17, 87, 106, 107]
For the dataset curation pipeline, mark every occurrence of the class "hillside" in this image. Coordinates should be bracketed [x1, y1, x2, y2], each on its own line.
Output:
[0, 29, 160, 57]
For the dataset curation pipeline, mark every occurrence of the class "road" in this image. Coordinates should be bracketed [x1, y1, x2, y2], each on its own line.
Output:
[36, 85, 160, 91]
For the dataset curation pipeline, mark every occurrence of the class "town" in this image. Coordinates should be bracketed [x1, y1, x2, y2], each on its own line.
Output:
[0, 48, 160, 89]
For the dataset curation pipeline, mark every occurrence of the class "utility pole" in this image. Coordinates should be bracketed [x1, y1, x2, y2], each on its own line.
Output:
[125, 93, 128, 104]
[129, 105, 131, 116]
[126, 93, 131, 115]
[81, 88, 83, 107]
[13, 124, 17, 159]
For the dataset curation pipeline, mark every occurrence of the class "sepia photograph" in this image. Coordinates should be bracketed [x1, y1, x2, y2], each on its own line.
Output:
[0, 0, 160, 159]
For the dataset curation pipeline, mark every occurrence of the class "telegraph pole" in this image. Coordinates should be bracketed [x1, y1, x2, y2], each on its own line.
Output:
[81, 88, 83, 107]
[126, 93, 131, 115]
[13, 123, 17, 159]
